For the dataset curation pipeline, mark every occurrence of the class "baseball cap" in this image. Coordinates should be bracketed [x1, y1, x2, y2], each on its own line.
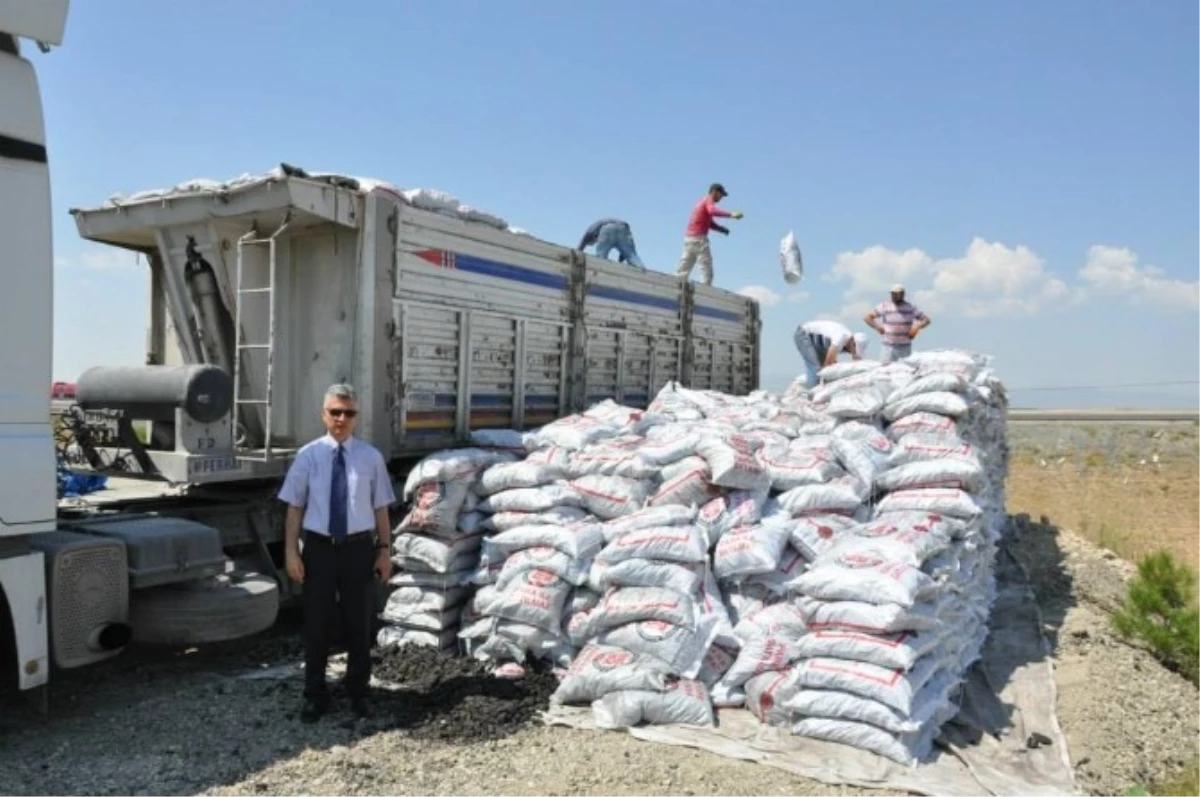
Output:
[709, 182, 728, 197]
[891, 284, 905, 293]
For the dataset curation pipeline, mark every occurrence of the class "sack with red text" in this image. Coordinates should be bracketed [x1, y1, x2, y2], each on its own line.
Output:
[694, 434, 771, 491]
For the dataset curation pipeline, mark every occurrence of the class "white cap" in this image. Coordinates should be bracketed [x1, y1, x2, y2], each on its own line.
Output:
[891, 284, 905, 293]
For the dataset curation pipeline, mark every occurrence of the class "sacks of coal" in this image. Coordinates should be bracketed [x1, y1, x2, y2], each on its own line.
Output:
[378, 448, 518, 652]
[780, 350, 1008, 765]
[393, 349, 1009, 756]
[552, 519, 722, 728]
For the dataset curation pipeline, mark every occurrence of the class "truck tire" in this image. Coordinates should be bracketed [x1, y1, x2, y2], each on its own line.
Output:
[129, 570, 279, 647]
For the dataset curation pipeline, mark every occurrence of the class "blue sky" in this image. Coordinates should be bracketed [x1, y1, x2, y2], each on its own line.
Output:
[37, 0, 1199, 408]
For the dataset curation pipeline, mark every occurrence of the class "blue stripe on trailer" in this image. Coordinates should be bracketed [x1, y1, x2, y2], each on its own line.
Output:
[588, 284, 679, 313]
[415, 247, 745, 325]
[694, 305, 745, 323]
[414, 248, 568, 291]
[456, 253, 568, 291]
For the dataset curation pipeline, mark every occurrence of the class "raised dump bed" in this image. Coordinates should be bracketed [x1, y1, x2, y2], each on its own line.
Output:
[69, 165, 761, 484]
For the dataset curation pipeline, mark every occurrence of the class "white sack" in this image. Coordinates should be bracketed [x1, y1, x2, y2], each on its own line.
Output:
[601, 504, 698, 542]
[779, 231, 804, 284]
[713, 523, 792, 581]
[571, 475, 652, 520]
[486, 506, 594, 532]
[788, 513, 860, 562]
[552, 643, 674, 704]
[794, 552, 936, 607]
[592, 680, 715, 729]
[404, 448, 516, 498]
[479, 484, 583, 513]
[476, 460, 565, 496]
[596, 525, 709, 566]
[777, 476, 868, 516]
[396, 480, 471, 536]
[486, 568, 573, 632]
[694, 435, 771, 491]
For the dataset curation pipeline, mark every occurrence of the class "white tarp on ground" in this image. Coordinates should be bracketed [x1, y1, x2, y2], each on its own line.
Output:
[544, 542, 1079, 797]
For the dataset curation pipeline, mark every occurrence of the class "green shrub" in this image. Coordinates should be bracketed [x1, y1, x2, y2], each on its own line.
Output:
[1111, 550, 1199, 685]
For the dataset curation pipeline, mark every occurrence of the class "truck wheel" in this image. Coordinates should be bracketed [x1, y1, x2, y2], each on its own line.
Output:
[129, 570, 279, 647]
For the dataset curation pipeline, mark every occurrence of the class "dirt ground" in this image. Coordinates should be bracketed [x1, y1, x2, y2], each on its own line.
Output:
[1, 421, 1196, 796]
[1, 524, 1195, 796]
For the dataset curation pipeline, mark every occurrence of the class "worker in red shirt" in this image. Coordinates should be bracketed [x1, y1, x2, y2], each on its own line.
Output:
[675, 183, 744, 285]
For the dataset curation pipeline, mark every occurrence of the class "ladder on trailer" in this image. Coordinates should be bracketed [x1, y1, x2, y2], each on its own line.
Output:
[233, 215, 290, 461]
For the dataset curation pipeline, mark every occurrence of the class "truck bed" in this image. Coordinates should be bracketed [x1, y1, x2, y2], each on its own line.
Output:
[69, 166, 762, 484]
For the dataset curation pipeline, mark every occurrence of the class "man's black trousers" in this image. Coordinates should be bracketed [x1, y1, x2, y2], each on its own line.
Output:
[302, 531, 375, 700]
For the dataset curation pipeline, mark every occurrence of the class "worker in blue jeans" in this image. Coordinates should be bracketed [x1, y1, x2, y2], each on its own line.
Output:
[794, 320, 868, 388]
[578, 218, 645, 267]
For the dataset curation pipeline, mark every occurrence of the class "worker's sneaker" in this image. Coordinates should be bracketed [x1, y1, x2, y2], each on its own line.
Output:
[350, 696, 372, 719]
[299, 697, 329, 723]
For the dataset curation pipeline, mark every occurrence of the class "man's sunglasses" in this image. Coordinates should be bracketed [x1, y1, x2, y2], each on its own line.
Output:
[326, 409, 358, 418]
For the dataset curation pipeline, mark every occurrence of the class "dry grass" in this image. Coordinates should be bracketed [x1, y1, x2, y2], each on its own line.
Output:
[1008, 448, 1195, 573]
[1151, 759, 1200, 796]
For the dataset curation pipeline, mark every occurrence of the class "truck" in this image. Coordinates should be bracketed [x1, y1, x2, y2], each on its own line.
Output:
[1, 0, 761, 694]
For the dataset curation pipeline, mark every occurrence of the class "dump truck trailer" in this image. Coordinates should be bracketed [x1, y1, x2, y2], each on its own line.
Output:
[67, 165, 762, 486]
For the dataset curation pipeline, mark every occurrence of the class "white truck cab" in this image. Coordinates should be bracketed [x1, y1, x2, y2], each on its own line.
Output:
[0, 0, 70, 691]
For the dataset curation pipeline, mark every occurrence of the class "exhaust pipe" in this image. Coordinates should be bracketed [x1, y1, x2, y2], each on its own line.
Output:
[88, 622, 133, 652]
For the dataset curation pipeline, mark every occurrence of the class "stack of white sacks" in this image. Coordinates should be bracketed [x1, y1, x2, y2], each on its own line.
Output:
[384, 349, 1009, 765]
[377, 439, 520, 651]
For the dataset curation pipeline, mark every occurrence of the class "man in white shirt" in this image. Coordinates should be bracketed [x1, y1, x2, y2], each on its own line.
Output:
[793, 319, 868, 388]
[278, 383, 396, 723]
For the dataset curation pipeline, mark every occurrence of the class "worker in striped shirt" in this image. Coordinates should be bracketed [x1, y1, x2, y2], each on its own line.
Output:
[863, 284, 931, 362]
[794, 319, 868, 388]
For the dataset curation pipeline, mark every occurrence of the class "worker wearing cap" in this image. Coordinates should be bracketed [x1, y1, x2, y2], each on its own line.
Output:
[578, 218, 645, 267]
[675, 183, 744, 286]
[794, 319, 867, 387]
[864, 285, 930, 362]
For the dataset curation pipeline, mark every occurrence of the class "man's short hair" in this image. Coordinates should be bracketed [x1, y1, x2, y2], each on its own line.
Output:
[324, 383, 357, 404]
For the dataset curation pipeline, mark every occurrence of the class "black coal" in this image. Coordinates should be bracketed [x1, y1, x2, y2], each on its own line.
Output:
[368, 646, 558, 743]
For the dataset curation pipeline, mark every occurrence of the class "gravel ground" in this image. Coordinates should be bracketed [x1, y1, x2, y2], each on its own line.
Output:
[1008, 518, 1199, 797]
[1006, 421, 1198, 463]
[1, 521, 1196, 797]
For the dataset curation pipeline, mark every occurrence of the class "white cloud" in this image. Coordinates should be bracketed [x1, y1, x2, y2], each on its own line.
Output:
[826, 237, 1079, 319]
[825, 245, 935, 299]
[56, 249, 142, 272]
[1079, 245, 1199, 310]
[737, 285, 782, 307]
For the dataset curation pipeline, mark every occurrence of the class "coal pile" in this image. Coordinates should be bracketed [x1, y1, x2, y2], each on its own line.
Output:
[369, 645, 557, 742]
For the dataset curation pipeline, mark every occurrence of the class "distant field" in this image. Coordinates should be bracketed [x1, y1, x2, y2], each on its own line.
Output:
[1006, 421, 1199, 566]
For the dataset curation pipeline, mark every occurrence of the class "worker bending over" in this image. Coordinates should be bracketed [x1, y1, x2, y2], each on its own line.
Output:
[794, 319, 868, 387]
[863, 284, 930, 362]
[578, 218, 644, 267]
[675, 183, 743, 286]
